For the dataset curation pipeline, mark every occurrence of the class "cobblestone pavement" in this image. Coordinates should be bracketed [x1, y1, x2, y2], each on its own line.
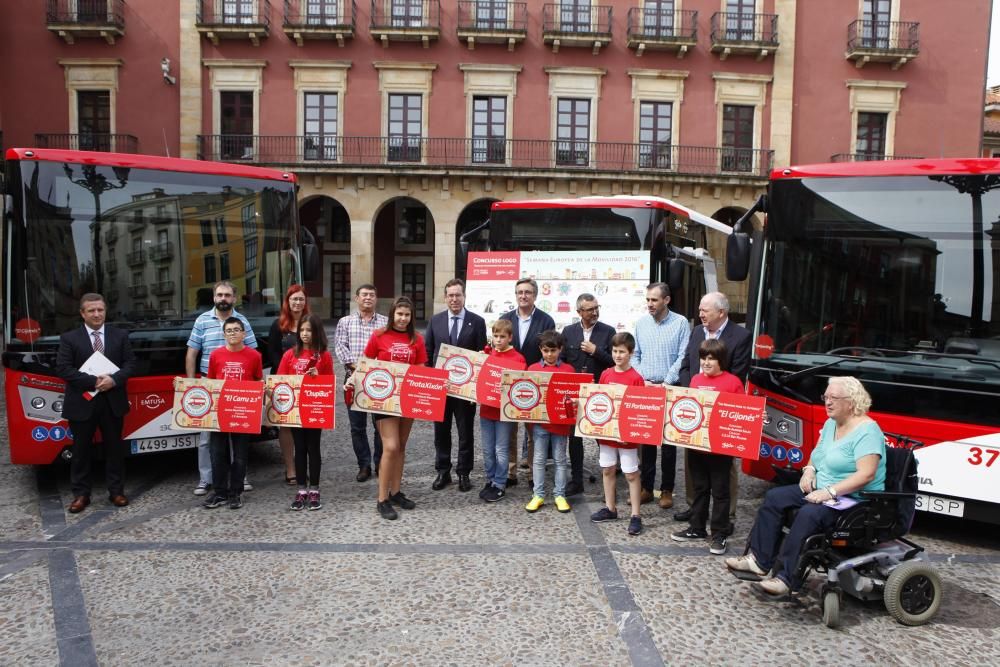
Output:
[1, 396, 998, 667]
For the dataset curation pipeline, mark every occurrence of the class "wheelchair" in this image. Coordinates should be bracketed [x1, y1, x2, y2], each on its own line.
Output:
[733, 444, 942, 628]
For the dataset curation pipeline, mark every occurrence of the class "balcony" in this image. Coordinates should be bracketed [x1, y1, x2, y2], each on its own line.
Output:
[105, 258, 117, 274]
[370, 0, 440, 48]
[197, 135, 773, 179]
[542, 4, 612, 54]
[46, 0, 125, 44]
[626, 8, 697, 57]
[104, 227, 118, 245]
[710, 12, 778, 60]
[830, 153, 924, 162]
[196, 0, 271, 46]
[283, 0, 355, 46]
[846, 20, 919, 70]
[128, 284, 148, 298]
[34, 133, 139, 153]
[456, 1, 527, 51]
[149, 242, 174, 261]
[126, 249, 146, 266]
[151, 281, 175, 296]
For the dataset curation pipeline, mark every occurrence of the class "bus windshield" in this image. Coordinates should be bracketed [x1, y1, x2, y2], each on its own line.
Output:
[4, 157, 299, 375]
[489, 206, 657, 250]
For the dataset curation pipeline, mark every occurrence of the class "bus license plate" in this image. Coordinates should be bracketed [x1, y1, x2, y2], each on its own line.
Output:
[131, 435, 197, 455]
[915, 493, 964, 518]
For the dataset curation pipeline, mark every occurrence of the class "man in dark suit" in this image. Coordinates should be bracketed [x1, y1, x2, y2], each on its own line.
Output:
[560, 293, 615, 496]
[425, 278, 487, 492]
[500, 278, 556, 484]
[674, 291, 752, 524]
[55, 293, 136, 513]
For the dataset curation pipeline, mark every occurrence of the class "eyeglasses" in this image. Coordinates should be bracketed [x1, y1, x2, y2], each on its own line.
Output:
[224, 329, 244, 335]
[821, 394, 849, 403]
[578, 306, 599, 313]
[515, 290, 535, 296]
[289, 297, 307, 303]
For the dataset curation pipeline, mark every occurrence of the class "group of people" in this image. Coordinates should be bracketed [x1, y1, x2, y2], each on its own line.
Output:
[56, 276, 887, 600]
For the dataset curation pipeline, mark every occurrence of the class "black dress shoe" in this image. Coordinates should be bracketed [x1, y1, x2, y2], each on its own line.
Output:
[564, 481, 584, 497]
[673, 508, 693, 522]
[457, 474, 472, 492]
[356, 466, 372, 483]
[506, 476, 518, 487]
[432, 471, 452, 490]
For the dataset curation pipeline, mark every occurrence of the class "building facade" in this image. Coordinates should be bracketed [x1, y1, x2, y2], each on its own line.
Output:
[0, 0, 990, 318]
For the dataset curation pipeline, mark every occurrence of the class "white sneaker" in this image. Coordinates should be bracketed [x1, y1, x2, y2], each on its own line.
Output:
[758, 577, 790, 596]
[193, 482, 210, 496]
[725, 553, 767, 576]
[243, 479, 253, 492]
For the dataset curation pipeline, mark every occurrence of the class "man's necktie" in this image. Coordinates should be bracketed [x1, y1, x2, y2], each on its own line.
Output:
[449, 316, 460, 346]
[92, 331, 104, 353]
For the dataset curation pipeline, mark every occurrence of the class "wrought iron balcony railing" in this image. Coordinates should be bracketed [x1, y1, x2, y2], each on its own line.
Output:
[104, 227, 118, 244]
[34, 133, 139, 153]
[457, 1, 527, 33]
[847, 20, 919, 53]
[105, 258, 117, 274]
[197, 135, 773, 178]
[830, 153, 924, 162]
[542, 3, 612, 36]
[126, 250, 146, 266]
[151, 281, 175, 296]
[46, 0, 125, 27]
[128, 284, 148, 298]
[710, 12, 778, 46]
[370, 0, 439, 31]
[197, 0, 271, 27]
[149, 242, 175, 261]
[627, 8, 697, 43]
[283, 0, 355, 29]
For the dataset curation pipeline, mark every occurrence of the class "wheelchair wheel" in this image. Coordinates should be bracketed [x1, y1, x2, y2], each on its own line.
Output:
[883, 561, 942, 626]
[822, 590, 840, 629]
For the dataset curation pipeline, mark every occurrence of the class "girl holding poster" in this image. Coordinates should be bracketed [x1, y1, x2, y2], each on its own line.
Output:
[363, 296, 428, 520]
[278, 314, 334, 511]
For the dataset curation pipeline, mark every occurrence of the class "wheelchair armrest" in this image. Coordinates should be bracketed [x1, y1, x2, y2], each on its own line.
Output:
[771, 465, 802, 486]
[858, 491, 916, 500]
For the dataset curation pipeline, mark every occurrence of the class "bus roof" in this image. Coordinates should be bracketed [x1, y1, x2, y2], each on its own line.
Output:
[491, 195, 732, 236]
[771, 158, 1000, 180]
[4, 148, 297, 183]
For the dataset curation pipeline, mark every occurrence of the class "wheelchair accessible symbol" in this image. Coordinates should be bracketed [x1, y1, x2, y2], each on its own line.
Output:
[32, 426, 49, 442]
[788, 447, 803, 464]
[771, 445, 787, 461]
[759, 442, 771, 458]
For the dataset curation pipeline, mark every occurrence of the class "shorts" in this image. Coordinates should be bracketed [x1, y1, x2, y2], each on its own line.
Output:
[599, 444, 640, 474]
[372, 413, 392, 423]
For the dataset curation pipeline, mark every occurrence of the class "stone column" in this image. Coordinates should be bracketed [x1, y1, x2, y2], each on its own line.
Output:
[179, 0, 202, 159]
[770, 0, 796, 168]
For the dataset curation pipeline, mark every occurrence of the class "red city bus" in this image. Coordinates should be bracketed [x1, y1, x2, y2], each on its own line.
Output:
[1, 148, 316, 464]
[725, 158, 1000, 524]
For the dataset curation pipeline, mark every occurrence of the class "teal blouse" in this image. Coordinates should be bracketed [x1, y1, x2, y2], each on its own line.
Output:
[813, 419, 886, 496]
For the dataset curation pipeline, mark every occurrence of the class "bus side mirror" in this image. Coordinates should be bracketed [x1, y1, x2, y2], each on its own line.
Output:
[667, 257, 685, 294]
[726, 233, 751, 281]
[459, 239, 469, 260]
[301, 227, 319, 281]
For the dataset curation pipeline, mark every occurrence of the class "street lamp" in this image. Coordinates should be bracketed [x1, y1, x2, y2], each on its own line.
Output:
[63, 163, 129, 296]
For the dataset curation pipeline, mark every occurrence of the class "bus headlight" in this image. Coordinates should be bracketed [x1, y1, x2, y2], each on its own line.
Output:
[762, 404, 802, 446]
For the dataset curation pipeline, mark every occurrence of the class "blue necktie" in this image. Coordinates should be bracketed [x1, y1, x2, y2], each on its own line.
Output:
[449, 316, 460, 345]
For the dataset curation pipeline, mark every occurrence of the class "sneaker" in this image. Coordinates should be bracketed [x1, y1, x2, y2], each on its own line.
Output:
[525, 496, 545, 513]
[389, 491, 415, 510]
[725, 553, 767, 576]
[229, 494, 243, 510]
[377, 500, 398, 520]
[709, 534, 728, 555]
[758, 577, 790, 597]
[202, 494, 227, 509]
[290, 491, 307, 511]
[671, 527, 708, 542]
[243, 479, 253, 492]
[479, 483, 492, 500]
[193, 482, 210, 496]
[628, 515, 643, 536]
[554, 496, 571, 513]
[483, 486, 506, 503]
[308, 491, 322, 511]
[590, 506, 619, 523]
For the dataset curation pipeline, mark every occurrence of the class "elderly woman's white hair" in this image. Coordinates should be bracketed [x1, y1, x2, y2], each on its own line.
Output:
[827, 376, 872, 416]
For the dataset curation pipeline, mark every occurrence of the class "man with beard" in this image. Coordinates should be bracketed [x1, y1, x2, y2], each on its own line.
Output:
[186, 280, 259, 495]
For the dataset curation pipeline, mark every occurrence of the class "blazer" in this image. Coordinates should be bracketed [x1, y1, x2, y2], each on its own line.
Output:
[678, 320, 752, 387]
[55, 324, 137, 421]
[424, 309, 488, 366]
[499, 308, 556, 367]
[560, 321, 616, 381]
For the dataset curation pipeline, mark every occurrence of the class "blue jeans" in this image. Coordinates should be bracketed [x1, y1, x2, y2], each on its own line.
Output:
[348, 404, 383, 470]
[480, 417, 512, 489]
[197, 431, 212, 485]
[532, 427, 568, 498]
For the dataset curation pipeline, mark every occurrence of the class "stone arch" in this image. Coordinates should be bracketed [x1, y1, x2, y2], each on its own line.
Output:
[298, 194, 352, 318]
[455, 197, 499, 280]
[372, 195, 436, 322]
[709, 206, 761, 320]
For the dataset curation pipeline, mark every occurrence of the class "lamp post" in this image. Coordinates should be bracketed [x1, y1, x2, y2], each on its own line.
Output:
[64, 163, 129, 296]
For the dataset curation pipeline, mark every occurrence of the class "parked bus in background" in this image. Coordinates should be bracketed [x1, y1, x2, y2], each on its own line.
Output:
[1, 148, 317, 465]
[725, 159, 1000, 524]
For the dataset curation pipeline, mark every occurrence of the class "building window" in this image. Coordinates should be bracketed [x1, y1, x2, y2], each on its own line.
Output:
[215, 216, 227, 243]
[399, 207, 427, 245]
[638, 101, 672, 168]
[862, 0, 892, 48]
[855, 112, 887, 159]
[134, 209, 145, 226]
[158, 267, 170, 283]
[220, 252, 230, 280]
[157, 229, 168, 245]
[475, 0, 508, 29]
[223, 0, 256, 25]
[204, 254, 217, 283]
[304, 92, 338, 161]
[556, 98, 590, 166]
[391, 0, 424, 27]
[246, 275, 255, 296]
[721, 103, 754, 172]
[330, 261, 351, 318]
[388, 94, 422, 162]
[306, 0, 342, 25]
[725, 0, 756, 41]
[220, 91, 254, 160]
[643, 0, 675, 36]
[472, 96, 506, 164]
[560, 0, 591, 33]
[200, 220, 214, 247]
[132, 236, 142, 252]
[242, 204, 256, 237]
[77, 90, 111, 151]
[401, 263, 427, 320]
[245, 237, 258, 272]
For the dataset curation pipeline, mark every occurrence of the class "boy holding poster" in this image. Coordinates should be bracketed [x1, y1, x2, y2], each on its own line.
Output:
[204, 317, 263, 510]
[590, 333, 646, 536]
[525, 331, 573, 514]
[479, 320, 526, 503]
[277, 314, 334, 511]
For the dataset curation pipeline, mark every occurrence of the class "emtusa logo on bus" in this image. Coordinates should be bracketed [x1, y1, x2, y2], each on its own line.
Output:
[140, 394, 166, 410]
[14, 318, 41, 343]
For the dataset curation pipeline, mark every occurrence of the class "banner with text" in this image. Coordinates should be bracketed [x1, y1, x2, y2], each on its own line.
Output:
[499, 370, 592, 424]
[434, 343, 489, 403]
[352, 358, 449, 421]
[172, 377, 224, 432]
[265, 375, 337, 429]
[216, 380, 266, 434]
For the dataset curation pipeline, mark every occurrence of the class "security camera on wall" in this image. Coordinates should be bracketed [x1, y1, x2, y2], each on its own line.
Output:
[161, 58, 176, 85]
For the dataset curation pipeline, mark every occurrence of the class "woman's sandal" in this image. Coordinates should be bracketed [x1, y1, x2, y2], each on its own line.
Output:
[285, 476, 297, 486]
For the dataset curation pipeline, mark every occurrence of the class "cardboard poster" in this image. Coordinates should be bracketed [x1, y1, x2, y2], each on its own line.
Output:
[433, 344, 489, 403]
[574, 383, 667, 446]
[265, 375, 336, 429]
[475, 353, 527, 409]
[500, 370, 592, 424]
[216, 380, 266, 434]
[172, 377, 224, 432]
[352, 358, 449, 421]
[664, 387, 766, 460]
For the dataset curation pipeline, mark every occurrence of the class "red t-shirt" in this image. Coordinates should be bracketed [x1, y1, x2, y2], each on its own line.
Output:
[479, 346, 526, 421]
[690, 371, 744, 394]
[277, 348, 335, 376]
[526, 360, 572, 436]
[363, 329, 428, 366]
[207, 346, 263, 382]
[598, 365, 646, 449]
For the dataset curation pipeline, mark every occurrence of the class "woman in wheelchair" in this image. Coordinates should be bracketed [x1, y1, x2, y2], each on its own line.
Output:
[726, 376, 887, 597]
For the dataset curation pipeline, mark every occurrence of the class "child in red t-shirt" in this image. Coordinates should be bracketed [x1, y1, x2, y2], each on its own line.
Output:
[524, 330, 574, 514]
[590, 332, 646, 536]
[362, 296, 428, 521]
[277, 314, 334, 511]
[479, 319, 526, 503]
[671, 338, 745, 555]
[203, 317, 263, 510]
